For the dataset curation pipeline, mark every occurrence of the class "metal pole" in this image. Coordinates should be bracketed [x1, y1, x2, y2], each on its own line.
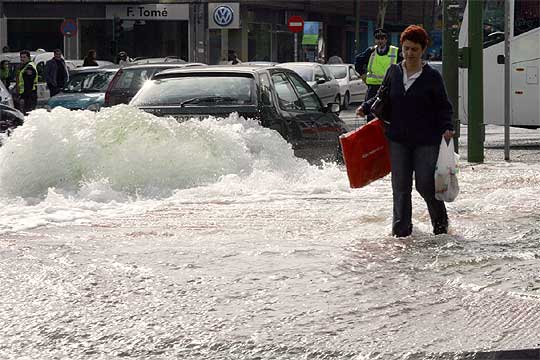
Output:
[355, 0, 360, 54]
[504, 0, 511, 161]
[294, 33, 298, 62]
[467, 0, 484, 163]
[442, 0, 460, 152]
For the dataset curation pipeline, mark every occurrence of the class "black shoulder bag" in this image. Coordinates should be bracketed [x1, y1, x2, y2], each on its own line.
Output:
[370, 64, 396, 124]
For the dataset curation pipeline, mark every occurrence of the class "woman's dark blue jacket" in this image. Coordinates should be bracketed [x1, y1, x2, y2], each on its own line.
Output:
[362, 62, 454, 146]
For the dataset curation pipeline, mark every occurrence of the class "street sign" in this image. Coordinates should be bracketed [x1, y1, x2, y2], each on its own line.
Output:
[60, 19, 77, 37]
[287, 16, 304, 33]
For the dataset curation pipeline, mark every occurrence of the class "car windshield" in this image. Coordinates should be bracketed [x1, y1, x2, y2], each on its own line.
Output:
[283, 66, 313, 82]
[131, 75, 255, 106]
[328, 66, 347, 79]
[63, 71, 115, 93]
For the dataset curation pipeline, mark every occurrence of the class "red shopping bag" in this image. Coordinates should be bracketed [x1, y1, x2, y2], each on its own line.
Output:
[339, 118, 391, 188]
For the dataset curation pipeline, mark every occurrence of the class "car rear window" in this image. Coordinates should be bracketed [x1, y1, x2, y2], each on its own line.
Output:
[113, 67, 161, 91]
[283, 66, 313, 82]
[328, 66, 347, 79]
[131, 74, 255, 106]
[63, 71, 116, 93]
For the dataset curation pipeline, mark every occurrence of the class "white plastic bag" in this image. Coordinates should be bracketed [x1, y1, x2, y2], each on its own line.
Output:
[434, 136, 459, 202]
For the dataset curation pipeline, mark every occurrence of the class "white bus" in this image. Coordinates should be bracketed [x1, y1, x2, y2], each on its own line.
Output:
[459, 0, 539, 128]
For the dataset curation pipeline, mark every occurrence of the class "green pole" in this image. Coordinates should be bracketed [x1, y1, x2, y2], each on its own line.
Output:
[442, 0, 460, 152]
[467, 0, 484, 163]
[355, 0, 360, 54]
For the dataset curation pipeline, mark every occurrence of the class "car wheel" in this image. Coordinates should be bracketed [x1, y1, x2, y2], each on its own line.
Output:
[342, 92, 350, 110]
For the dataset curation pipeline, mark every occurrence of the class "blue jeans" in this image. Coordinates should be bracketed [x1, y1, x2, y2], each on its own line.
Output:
[389, 140, 448, 237]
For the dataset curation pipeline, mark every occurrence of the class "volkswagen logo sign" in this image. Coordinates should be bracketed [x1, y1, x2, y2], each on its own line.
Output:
[213, 5, 234, 27]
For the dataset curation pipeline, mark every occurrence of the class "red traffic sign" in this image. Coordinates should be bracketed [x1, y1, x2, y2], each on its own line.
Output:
[287, 16, 304, 33]
[60, 19, 77, 37]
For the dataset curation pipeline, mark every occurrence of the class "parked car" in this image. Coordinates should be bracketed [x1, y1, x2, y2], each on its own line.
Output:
[46, 66, 119, 111]
[0, 104, 24, 145]
[131, 57, 186, 64]
[327, 64, 367, 109]
[104, 62, 206, 107]
[276, 62, 341, 107]
[0, 50, 109, 107]
[129, 65, 346, 162]
[65, 59, 115, 69]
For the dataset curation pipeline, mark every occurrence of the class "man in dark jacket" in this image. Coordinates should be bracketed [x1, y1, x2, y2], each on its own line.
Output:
[355, 28, 402, 120]
[16, 50, 38, 115]
[45, 49, 69, 97]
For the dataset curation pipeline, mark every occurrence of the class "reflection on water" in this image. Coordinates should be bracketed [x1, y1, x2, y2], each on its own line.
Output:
[0, 108, 539, 359]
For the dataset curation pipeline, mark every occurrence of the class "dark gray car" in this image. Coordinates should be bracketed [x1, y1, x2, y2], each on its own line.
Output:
[130, 65, 346, 163]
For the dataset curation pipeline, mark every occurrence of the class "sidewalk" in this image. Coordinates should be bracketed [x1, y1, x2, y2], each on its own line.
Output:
[339, 108, 540, 163]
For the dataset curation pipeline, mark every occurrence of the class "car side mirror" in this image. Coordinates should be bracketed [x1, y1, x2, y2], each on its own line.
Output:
[316, 78, 326, 84]
[497, 54, 505, 64]
[326, 102, 340, 113]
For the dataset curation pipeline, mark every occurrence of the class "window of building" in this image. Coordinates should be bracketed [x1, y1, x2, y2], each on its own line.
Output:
[80, 20, 114, 61]
[7, 19, 63, 53]
[248, 23, 272, 61]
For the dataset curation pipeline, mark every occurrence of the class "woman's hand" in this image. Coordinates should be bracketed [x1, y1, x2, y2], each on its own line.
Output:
[356, 106, 365, 117]
[443, 129, 455, 141]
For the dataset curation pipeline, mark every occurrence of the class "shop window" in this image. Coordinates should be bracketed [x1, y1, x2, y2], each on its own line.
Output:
[248, 23, 272, 61]
[7, 19, 63, 53]
[80, 20, 114, 61]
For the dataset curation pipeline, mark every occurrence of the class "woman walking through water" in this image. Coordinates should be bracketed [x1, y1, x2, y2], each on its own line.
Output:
[356, 25, 455, 237]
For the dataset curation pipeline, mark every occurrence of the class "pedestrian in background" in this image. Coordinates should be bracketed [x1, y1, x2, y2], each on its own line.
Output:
[16, 50, 38, 115]
[45, 49, 69, 97]
[355, 28, 401, 120]
[83, 49, 99, 66]
[117, 51, 132, 67]
[1, 60, 10, 88]
[356, 25, 455, 237]
[227, 50, 241, 65]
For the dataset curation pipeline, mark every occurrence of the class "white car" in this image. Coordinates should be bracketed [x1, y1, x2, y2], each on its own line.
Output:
[277, 62, 341, 107]
[327, 64, 367, 109]
[0, 80, 14, 108]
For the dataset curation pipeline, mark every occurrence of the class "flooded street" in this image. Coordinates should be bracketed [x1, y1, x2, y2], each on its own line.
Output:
[1, 107, 539, 359]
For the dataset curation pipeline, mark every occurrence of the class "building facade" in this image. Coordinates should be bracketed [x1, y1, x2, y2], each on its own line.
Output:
[0, 1, 440, 64]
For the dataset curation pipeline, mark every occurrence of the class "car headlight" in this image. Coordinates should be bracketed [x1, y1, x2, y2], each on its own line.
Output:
[86, 103, 101, 112]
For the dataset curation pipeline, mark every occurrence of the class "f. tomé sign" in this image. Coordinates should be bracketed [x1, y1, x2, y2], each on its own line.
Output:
[106, 4, 189, 21]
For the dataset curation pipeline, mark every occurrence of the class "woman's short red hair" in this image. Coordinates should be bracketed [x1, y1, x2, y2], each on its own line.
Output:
[400, 25, 429, 49]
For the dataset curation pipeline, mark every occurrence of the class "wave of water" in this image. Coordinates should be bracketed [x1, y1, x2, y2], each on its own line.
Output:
[0, 106, 348, 233]
[0, 105, 321, 199]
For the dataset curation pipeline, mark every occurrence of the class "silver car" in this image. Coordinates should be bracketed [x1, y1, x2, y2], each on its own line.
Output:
[327, 64, 367, 109]
[0, 80, 14, 108]
[277, 62, 341, 107]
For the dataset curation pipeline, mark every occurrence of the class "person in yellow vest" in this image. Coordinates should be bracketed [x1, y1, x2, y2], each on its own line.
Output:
[16, 50, 38, 115]
[354, 28, 401, 120]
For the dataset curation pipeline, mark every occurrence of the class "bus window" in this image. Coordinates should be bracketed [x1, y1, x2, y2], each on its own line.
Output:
[483, 1, 505, 48]
[514, 0, 540, 36]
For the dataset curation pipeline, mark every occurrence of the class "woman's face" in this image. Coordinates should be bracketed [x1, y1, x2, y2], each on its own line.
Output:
[402, 39, 425, 64]
[2, 62, 8, 69]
